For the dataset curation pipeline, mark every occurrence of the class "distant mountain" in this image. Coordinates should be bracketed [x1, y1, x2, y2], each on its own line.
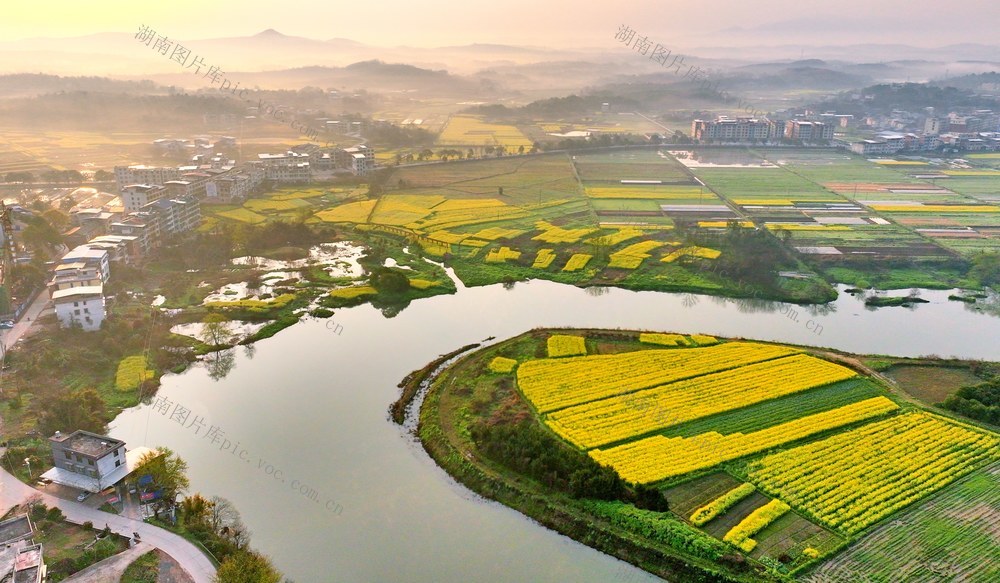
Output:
[0, 73, 168, 98]
[130, 60, 488, 97]
[933, 71, 1000, 92]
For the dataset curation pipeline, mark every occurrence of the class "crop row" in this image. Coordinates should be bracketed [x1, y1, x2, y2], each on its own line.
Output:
[722, 499, 791, 553]
[690, 483, 757, 527]
[517, 341, 799, 413]
[747, 412, 1000, 534]
[589, 397, 898, 484]
[547, 354, 857, 448]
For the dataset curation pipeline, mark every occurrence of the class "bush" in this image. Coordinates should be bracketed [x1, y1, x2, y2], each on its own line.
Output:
[30, 503, 48, 520]
[46, 506, 64, 521]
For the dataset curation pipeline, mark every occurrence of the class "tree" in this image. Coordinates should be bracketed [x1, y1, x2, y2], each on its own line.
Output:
[181, 493, 212, 526]
[214, 550, 282, 583]
[134, 447, 190, 510]
[42, 208, 70, 232]
[207, 496, 252, 550]
[37, 387, 106, 437]
[208, 496, 240, 533]
[94, 169, 114, 182]
[970, 252, 1000, 287]
[201, 314, 235, 347]
[369, 267, 410, 294]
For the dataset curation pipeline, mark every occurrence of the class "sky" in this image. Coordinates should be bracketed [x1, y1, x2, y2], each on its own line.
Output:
[3, 0, 1000, 48]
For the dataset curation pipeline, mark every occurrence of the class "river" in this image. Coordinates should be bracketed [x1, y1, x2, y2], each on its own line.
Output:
[108, 277, 1000, 583]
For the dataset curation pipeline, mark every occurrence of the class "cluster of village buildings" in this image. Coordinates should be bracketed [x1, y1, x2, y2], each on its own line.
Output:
[47, 141, 375, 331]
[691, 108, 1000, 155]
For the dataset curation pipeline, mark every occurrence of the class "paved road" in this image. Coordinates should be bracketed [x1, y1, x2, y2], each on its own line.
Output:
[0, 465, 216, 583]
[0, 288, 50, 352]
[62, 541, 152, 583]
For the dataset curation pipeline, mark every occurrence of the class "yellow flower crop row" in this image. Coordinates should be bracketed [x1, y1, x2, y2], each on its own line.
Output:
[584, 228, 645, 246]
[488, 357, 518, 374]
[746, 411, 1000, 534]
[408, 279, 440, 290]
[437, 115, 533, 148]
[662, 246, 722, 262]
[690, 483, 756, 526]
[484, 246, 522, 263]
[206, 293, 298, 309]
[638, 333, 689, 347]
[434, 198, 506, 211]
[426, 230, 469, 244]
[313, 200, 377, 223]
[327, 286, 377, 299]
[532, 249, 557, 269]
[722, 499, 790, 553]
[547, 335, 588, 358]
[549, 354, 859, 449]
[561, 254, 593, 272]
[689, 334, 718, 346]
[408, 204, 530, 232]
[115, 355, 154, 391]
[467, 226, 526, 240]
[532, 220, 599, 244]
[589, 397, 897, 484]
[941, 170, 1000, 176]
[517, 342, 799, 413]
[608, 240, 666, 269]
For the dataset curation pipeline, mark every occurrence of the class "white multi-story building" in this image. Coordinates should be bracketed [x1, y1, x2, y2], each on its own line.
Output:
[691, 117, 777, 142]
[343, 145, 375, 176]
[121, 184, 167, 213]
[785, 120, 835, 141]
[51, 285, 105, 331]
[114, 165, 181, 191]
[48, 263, 102, 292]
[60, 245, 110, 282]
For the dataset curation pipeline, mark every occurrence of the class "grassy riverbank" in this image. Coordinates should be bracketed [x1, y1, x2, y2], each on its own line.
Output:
[416, 328, 1000, 582]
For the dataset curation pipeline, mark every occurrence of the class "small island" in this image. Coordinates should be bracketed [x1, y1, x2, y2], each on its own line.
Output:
[413, 329, 1000, 582]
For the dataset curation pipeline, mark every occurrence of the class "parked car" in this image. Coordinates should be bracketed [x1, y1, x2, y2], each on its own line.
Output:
[0, 320, 14, 329]
[76, 491, 90, 502]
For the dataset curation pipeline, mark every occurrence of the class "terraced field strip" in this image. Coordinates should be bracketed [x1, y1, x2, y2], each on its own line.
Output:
[516, 341, 800, 413]
[547, 354, 858, 449]
[590, 397, 898, 484]
[747, 412, 1000, 534]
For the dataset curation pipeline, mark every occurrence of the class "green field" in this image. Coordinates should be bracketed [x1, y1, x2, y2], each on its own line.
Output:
[803, 463, 1000, 583]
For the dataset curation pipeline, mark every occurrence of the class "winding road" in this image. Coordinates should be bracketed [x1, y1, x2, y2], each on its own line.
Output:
[0, 462, 216, 583]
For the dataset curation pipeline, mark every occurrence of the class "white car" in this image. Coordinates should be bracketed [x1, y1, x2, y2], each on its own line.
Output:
[76, 491, 90, 502]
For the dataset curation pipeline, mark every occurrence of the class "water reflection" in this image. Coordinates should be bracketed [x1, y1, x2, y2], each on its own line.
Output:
[205, 348, 236, 381]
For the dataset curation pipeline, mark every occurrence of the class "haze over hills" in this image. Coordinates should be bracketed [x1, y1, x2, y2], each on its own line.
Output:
[0, 28, 997, 87]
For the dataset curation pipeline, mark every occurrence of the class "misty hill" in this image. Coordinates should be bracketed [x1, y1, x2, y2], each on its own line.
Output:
[0, 74, 168, 99]
[812, 82, 999, 115]
[933, 72, 1000, 93]
[725, 66, 872, 91]
[136, 60, 492, 97]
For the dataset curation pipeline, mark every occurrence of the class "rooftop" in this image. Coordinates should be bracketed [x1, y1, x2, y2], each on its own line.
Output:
[13, 544, 42, 583]
[0, 515, 33, 546]
[49, 430, 124, 457]
[41, 446, 155, 493]
[63, 245, 109, 260]
[51, 285, 103, 301]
